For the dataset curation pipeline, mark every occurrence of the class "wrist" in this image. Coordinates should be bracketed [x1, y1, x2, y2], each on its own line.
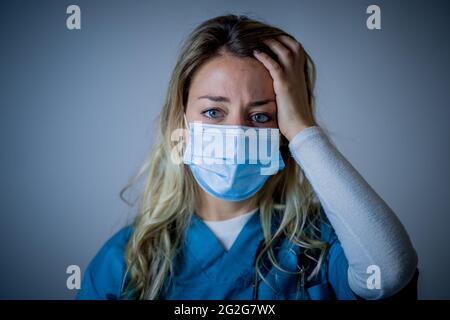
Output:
[283, 122, 315, 141]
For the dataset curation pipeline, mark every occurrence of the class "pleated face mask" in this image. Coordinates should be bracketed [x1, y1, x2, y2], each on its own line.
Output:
[182, 120, 285, 201]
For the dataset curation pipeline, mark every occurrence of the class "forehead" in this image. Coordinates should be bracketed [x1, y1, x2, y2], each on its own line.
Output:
[188, 54, 275, 102]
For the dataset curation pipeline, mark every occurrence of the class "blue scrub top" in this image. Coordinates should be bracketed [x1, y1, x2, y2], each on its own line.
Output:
[76, 207, 360, 300]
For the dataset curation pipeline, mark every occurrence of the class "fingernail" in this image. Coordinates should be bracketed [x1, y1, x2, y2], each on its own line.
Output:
[254, 49, 261, 55]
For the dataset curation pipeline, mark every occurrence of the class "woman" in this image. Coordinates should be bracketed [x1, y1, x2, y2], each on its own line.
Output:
[77, 14, 418, 300]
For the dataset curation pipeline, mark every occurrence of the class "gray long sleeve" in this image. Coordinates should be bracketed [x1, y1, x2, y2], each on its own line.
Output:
[288, 125, 418, 299]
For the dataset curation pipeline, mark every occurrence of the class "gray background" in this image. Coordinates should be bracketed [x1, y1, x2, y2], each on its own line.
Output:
[0, 0, 449, 299]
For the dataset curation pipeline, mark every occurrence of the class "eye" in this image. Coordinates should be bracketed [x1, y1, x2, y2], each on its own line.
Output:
[249, 113, 271, 123]
[201, 108, 224, 119]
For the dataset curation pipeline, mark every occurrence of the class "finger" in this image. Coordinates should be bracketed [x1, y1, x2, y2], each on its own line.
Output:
[253, 49, 284, 80]
[276, 35, 304, 57]
[277, 35, 307, 73]
[263, 38, 294, 66]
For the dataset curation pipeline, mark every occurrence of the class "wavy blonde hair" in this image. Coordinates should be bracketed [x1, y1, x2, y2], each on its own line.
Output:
[120, 14, 328, 300]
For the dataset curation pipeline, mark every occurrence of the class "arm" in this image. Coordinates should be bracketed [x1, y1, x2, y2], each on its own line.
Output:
[289, 125, 418, 299]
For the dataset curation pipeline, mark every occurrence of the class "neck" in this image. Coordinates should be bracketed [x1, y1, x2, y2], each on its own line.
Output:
[196, 190, 258, 221]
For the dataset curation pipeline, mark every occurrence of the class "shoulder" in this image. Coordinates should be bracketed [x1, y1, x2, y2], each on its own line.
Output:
[315, 204, 346, 266]
[315, 204, 338, 245]
[313, 205, 360, 299]
[76, 225, 134, 300]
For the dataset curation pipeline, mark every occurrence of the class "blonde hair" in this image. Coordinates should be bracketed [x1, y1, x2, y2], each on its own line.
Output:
[120, 14, 328, 300]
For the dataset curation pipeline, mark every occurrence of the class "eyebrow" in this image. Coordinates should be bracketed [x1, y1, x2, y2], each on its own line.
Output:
[197, 95, 275, 107]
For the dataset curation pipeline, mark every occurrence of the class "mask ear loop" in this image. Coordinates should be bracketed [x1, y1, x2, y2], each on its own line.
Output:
[182, 114, 191, 164]
[183, 113, 190, 131]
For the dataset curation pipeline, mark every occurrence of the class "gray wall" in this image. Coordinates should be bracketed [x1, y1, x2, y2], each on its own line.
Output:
[0, 0, 448, 299]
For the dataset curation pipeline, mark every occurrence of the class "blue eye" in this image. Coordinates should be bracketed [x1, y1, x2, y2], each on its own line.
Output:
[250, 113, 271, 123]
[202, 108, 223, 119]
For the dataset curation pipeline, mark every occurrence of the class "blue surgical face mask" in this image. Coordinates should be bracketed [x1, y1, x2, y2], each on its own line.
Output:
[182, 119, 285, 201]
